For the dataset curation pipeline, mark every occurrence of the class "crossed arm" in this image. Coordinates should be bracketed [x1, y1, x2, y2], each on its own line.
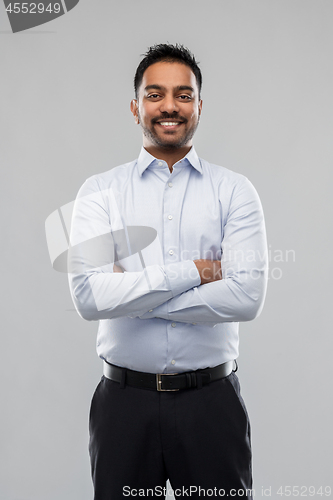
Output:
[194, 259, 222, 285]
[114, 259, 222, 285]
[69, 176, 268, 324]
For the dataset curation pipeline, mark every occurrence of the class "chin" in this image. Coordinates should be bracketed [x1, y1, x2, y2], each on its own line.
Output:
[156, 138, 187, 149]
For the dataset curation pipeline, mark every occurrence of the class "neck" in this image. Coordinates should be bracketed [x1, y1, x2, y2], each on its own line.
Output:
[143, 144, 192, 173]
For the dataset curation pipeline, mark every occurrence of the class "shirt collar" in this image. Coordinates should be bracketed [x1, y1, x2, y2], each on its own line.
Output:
[136, 146, 203, 177]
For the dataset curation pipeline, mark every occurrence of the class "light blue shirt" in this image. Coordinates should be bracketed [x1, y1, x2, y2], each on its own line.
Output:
[69, 146, 268, 373]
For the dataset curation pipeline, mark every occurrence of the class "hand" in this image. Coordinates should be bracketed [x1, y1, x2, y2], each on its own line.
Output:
[193, 259, 222, 285]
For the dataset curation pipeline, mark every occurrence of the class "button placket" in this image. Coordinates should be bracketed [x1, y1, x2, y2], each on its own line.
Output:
[162, 164, 192, 374]
[163, 174, 178, 263]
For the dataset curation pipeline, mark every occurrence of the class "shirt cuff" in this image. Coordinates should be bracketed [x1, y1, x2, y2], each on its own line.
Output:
[164, 260, 201, 298]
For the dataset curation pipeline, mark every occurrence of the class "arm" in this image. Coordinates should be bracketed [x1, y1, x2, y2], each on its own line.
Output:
[68, 176, 201, 321]
[193, 259, 222, 284]
[137, 177, 268, 324]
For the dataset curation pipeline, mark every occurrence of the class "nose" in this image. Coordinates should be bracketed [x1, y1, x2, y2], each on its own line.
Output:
[159, 94, 179, 114]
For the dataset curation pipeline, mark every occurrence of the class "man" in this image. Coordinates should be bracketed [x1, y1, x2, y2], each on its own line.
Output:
[69, 43, 268, 499]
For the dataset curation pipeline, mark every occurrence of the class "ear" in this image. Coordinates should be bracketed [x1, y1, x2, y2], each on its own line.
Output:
[130, 99, 140, 124]
[198, 99, 203, 117]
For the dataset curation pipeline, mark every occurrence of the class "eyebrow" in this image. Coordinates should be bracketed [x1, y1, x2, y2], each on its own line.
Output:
[144, 85, 195, 93]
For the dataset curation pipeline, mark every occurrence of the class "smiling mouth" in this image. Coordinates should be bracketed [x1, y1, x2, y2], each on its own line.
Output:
[155, 121, 184, 130]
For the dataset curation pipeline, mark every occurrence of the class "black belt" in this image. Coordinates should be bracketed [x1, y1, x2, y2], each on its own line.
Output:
[103, 360, 235, 391]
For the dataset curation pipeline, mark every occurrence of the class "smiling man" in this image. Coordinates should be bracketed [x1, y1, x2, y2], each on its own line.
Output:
[130, 60, 202, 166]
[69, 44, 268, 499]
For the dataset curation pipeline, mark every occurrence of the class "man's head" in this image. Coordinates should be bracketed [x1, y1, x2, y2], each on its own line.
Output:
[131, 43, 203, 154]
[134, 43, 202, 100]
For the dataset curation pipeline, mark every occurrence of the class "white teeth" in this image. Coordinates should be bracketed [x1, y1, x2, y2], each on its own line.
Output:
[159, 122, 180, 126]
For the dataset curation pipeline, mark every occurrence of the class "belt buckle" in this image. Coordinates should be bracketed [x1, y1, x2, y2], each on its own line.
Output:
[156, 373, 179, 391]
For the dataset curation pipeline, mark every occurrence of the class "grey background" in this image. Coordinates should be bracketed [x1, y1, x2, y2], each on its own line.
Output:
[1, 1, 332, 499]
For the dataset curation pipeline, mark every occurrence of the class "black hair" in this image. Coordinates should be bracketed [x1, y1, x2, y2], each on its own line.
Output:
[134, 43, 202, 99]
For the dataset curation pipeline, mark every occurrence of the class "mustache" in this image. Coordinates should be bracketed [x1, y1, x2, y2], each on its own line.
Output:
[152, 114, 187, 124]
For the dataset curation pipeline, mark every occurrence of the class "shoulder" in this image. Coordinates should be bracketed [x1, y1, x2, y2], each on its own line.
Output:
[76, 159, 137, 197]
[198, 157, 264, 218]
[199, 157, 256, 195]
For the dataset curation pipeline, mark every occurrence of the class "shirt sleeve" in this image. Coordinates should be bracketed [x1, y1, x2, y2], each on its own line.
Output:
[136, 176, 268, 324]
[68, 176, 201, 321]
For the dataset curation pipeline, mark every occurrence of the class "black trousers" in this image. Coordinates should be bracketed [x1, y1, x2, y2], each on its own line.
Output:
[89, 371, 253, 499]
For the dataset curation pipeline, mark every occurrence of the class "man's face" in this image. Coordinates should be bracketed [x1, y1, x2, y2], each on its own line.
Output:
[131, 61, 202, 151]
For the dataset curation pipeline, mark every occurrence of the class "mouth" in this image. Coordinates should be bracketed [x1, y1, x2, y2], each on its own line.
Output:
[155, 120, 184, 131]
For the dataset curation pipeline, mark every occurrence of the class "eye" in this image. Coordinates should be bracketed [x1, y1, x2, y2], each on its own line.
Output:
[147, 94, 161, 99]
[178, 95, 192, 100]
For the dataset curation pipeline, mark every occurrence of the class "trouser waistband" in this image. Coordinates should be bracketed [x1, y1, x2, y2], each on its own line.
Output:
[103, 360, 235, 391]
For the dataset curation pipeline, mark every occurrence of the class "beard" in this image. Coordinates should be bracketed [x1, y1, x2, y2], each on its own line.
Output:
[137, 111, 200, 150]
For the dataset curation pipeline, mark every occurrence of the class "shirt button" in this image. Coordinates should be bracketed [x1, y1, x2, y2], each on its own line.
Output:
[168, 215, 173, 220]
[171, 322, 176, 328]
[192, 323, 197, 325]
[168, 182, 173, 188]
[158, 161, 163, 166]
[149, 309, 153, 313]
[171, 360, 176, 365]
[169, 249, 174, 255]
